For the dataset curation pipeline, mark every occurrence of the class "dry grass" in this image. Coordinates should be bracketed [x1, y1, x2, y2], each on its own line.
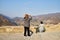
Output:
[45, 23, 60, 32]
[0, 23, 60, 33]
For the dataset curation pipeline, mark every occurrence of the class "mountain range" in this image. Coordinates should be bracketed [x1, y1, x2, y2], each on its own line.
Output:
[0, 12, 60, 26]
[13, 13, 60, 26]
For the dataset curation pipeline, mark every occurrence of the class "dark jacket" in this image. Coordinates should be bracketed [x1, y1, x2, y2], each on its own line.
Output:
[24, 16, 32, 27]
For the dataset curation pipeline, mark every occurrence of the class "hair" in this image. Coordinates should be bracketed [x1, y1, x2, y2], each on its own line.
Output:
[40, 21, 43, 24]
[24, 14, 29, 19]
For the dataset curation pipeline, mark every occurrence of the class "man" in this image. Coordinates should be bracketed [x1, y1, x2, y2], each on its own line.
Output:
[24, 14, 32, 36]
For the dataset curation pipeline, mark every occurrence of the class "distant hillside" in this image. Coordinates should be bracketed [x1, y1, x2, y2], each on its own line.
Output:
[0, 14, 17, 26]
[13, 17, 24, 25]
[13, 13, 60, 26]
[36, 13, 60, 24]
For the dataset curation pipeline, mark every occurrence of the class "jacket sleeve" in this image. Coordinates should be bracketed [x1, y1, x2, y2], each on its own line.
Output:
[29, 16, 32, 20]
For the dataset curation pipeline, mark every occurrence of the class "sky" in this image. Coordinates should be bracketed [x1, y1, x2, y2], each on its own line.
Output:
[0, 0, 60, 18]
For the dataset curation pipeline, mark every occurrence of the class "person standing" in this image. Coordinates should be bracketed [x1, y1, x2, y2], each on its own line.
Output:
[24, 14, 32, 36]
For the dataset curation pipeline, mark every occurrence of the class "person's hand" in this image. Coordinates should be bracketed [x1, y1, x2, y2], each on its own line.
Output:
[29, 14, 31, 16]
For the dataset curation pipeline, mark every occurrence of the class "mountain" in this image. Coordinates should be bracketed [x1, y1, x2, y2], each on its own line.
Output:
[36, 13, 60, 24]
[0, 14, 17, 26]
[13, 13, 60, 26]
[13, 17, 24, 25]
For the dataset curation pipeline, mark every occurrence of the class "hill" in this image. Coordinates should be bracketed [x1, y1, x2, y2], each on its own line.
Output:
[0, 14, 17, 26]
[13, 13, 60, 26]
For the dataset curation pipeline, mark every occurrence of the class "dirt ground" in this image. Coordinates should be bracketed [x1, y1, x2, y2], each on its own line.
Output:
[0, 32, 60, 40]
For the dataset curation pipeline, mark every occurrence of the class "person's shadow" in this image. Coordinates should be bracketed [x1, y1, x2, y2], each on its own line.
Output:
[35, 27, 40, 33]
[29, 30, 33, 36]
[34, 25, 40, 33]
